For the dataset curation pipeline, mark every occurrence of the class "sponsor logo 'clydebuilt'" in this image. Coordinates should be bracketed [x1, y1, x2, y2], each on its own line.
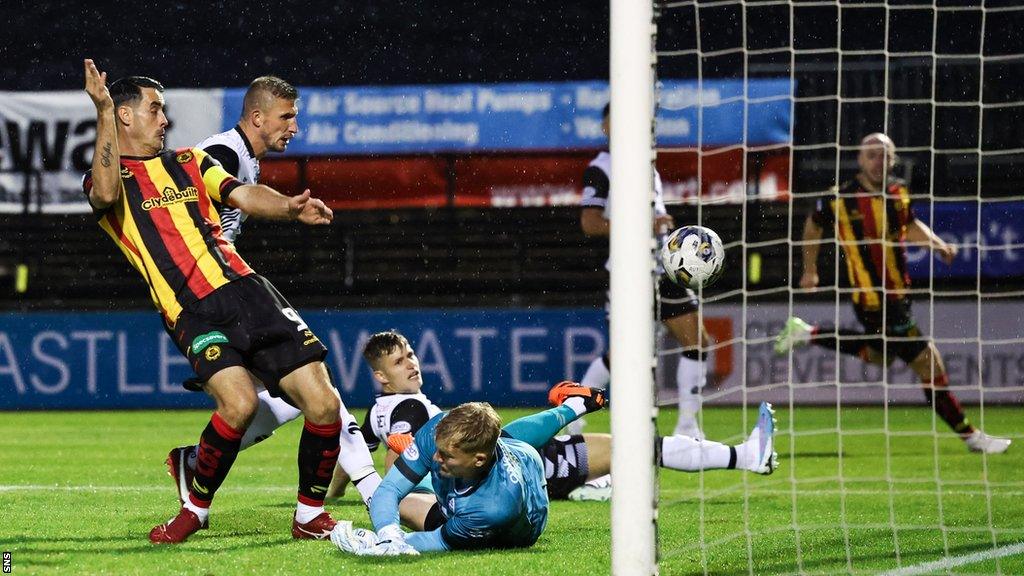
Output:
[142, 186, 199, 211]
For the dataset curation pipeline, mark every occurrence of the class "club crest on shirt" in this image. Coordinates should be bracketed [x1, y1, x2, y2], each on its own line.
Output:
[176, 151, 193, 164]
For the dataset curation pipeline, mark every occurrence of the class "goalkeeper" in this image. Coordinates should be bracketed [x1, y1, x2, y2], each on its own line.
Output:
[331, 383, 607, 555]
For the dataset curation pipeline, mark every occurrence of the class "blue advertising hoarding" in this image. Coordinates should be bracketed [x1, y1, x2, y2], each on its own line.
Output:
[222, 79, 792, 155]
[0, 309, 606, 410]
[906, 200, 1024, 279]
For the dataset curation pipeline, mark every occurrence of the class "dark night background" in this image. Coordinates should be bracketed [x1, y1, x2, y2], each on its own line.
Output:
[1, 0, 1021, 309]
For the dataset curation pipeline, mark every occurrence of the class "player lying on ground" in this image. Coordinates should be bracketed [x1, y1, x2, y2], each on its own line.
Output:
[328, 330, 778, 506]
[775, 132, 1010, 454]
[164, 77, 381, 512]
[330, 387, 608, 556]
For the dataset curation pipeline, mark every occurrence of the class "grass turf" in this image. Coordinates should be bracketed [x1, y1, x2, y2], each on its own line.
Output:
[0, 405, 1020, 575]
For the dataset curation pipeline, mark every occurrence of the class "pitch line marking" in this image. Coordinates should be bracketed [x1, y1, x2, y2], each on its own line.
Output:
[0, 484, 296, 493]
[876, 541, 1024, 576]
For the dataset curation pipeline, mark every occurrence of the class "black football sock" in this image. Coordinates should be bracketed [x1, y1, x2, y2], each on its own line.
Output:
[923, 376, 974, 436]
[188, 412, 244, 509]
[297, 419, 341, 508]
[809, 325, 874, 358]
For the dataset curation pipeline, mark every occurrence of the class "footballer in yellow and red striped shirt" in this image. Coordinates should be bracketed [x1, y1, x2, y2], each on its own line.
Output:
[83, 60, 364, 544]
[83, 147, 252, 323]
[776, 132, 1011, 455]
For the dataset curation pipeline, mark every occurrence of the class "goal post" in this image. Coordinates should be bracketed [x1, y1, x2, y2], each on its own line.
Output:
[608, 0, 659, 573]
[614, 0, 1024, 574]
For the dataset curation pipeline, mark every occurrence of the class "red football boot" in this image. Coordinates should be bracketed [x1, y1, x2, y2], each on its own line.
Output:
[292, 511, 338, 540]
[149, 508, 207, 544]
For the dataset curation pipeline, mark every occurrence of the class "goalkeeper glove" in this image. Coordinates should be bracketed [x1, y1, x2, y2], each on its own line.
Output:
[548, 381, 608, 413]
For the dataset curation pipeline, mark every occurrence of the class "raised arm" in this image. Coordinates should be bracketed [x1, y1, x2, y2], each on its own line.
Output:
[84, 59, 120, 210]
[905, 219, 957, 265]
[800, 215, 823, 289]
[226, 186, 333, 225]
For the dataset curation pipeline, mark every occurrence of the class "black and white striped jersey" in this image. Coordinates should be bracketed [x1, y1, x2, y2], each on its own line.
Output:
[360, 392, 442, 451]
[196, 126, 260, 243]
[579, 151, 667, 218]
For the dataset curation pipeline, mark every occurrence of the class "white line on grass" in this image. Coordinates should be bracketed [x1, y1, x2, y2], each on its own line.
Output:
[876, 542, 1024, 576]
[0, 484, 296, 493]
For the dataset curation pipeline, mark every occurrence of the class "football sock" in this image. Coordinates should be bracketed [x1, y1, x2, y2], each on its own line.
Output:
[297, 419, 341, 509]
[295, 501, 325, 524]
[336, 407, 381, 505]
[923, 378, 974, 435]
[503, 405, 579, 450]
[658, 435, 734, 471]
[352, 472, 382, 504]
[675, 353, 704, 434]
[581, 355, 611, 388]
[187, 412, 245, 516]
[238, 391, 302, 450]
[809, 326, 872, 357]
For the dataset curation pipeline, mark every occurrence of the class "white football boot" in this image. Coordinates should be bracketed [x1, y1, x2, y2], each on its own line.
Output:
[965, 430, 1011, 454]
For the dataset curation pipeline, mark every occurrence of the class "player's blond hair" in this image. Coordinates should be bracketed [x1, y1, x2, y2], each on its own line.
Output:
[435, 402, 502, 455]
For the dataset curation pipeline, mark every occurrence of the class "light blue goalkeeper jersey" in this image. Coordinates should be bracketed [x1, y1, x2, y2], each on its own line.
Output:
[370, 412, 552, 552]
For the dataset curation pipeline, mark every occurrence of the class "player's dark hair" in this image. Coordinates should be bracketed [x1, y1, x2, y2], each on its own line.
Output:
[109, 76, 165, 109]
[602, 102, 610, 118]
[363, 330, 411, 370]
[242, 76, 298, 116]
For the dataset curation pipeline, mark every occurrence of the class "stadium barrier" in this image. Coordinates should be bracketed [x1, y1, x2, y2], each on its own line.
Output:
[2, 302, 1020, 410]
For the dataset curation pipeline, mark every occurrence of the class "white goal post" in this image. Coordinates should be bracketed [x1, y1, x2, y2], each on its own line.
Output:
[608, 0, 659, 574]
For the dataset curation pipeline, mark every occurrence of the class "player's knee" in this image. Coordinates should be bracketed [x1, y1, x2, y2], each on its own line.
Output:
[305, 391, 340, 424]
[218, 394, 259, 430]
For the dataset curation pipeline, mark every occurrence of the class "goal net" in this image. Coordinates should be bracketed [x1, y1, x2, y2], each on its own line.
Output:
[612, 1, 1024, 574]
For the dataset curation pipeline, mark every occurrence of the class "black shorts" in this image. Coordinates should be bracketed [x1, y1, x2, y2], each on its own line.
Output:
[854, 299, 929, 364]
[658, 275, 699, 320]
[170, 274, 327, 397]
[603, 274, 699, 321]
[541, 434, 590, 500]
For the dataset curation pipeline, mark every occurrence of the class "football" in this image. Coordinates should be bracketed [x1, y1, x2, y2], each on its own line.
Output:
[660, 225, 725, 290]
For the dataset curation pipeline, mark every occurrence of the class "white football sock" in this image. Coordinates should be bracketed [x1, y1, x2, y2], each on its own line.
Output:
[183, 499, 209, 523]
[335, 402, 381, 505]
[581, 356, 610, 388]
[239, 390, 302, 450]
[295, 501, 324, 524]
[659, 435, 733, 471]
[674, 356, 704, 437]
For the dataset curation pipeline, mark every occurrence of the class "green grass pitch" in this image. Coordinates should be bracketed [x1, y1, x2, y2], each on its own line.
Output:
[0, 405, 1020, 575]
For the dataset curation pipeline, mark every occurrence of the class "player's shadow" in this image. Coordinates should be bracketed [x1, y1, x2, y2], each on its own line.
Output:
[787, 451, 848, 459]
[0, 532, 297, 558]
[267, 499, 366, 510]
